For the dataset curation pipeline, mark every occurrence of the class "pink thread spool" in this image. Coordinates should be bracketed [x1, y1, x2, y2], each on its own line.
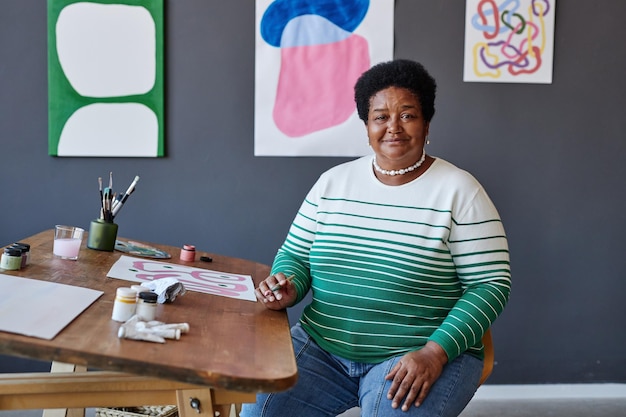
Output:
[180, 244, 196, 262]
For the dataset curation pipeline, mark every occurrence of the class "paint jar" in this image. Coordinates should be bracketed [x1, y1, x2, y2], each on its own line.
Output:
[111, 287, 137, 322]
[12, 242, 30, 267]
[0, 247, 22, 270]
[9, 245, 25, 268]
[136, 291, 158, 321]
[87, 219, 118, 252]
[180, 244, 196, 262]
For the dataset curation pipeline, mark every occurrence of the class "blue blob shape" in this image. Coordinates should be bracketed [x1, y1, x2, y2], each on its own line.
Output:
[261, 0, 369, 47]
[281, 15, 352, 47]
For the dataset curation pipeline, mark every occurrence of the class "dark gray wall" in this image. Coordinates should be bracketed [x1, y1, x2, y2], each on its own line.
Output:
[1, 1, 625, 384]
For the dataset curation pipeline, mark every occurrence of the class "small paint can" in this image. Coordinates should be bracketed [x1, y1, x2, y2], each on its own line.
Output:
[136, 291, 158, 321]
[180, 244, 196, 262]
[111, 287, 137, 322]
[0, 247, 22, 270]
[12, 242, 30, 267]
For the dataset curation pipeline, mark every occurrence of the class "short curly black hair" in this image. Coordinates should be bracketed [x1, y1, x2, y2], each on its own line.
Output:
[354, 59, 437, 123]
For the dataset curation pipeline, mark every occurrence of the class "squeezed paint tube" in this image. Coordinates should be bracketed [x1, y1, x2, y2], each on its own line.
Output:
[118, 326, 165, 343]
[140, 320, 190, 333]
[119, 316, 189, 342]
[134, 323, 181, 340]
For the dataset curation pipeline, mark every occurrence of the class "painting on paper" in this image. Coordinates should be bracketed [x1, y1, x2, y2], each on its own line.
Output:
[48, 0, 164, 157]
[107, 256, 257, 302]
[463, 0, 556, 84]
[255, 0, 394, 156]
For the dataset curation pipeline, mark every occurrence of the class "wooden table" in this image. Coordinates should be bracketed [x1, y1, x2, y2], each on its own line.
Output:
[0, 230, 298, 416]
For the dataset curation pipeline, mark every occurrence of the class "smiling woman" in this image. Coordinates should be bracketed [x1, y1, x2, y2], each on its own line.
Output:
[366, 86, 431, 184]
[355, 59, 437, 185]
[241, 59, 511, 417]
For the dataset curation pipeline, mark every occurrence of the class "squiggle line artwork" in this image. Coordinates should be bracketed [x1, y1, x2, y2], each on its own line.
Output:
[107, 255, 257, 302]
[463, 0, 555, 83]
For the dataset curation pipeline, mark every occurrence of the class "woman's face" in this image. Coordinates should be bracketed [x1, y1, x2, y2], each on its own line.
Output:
[366, 86, 430, 169]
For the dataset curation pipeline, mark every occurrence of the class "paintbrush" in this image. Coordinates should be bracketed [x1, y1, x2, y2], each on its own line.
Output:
[270, 274, 295, 292]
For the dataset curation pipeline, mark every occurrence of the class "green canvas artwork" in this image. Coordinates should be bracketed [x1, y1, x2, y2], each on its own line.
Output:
[48, 0, 164, 157]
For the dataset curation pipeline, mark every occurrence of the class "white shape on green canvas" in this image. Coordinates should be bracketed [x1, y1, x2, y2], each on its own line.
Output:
[56, 2, 155, 97]
[58, 103, 158, 157]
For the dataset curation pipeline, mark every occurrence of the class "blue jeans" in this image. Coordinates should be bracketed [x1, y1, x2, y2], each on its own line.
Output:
[240, 323, 483, 417]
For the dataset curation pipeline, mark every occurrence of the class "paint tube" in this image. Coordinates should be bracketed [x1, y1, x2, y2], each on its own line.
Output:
[140, 321, 190, 333]
[118, 326, 165, 343]
[134, 322, 183, 339]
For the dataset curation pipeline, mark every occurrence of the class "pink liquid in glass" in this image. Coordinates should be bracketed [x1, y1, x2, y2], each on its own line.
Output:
[53, 238, 81, 259]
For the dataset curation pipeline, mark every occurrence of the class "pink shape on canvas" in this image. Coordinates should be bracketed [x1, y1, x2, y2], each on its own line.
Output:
[273, 34, 370, 137]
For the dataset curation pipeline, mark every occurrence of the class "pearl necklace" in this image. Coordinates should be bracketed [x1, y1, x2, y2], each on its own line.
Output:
[372, 150, 426, 176]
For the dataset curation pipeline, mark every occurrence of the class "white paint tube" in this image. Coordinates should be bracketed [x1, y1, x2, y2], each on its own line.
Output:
[134, 322, 181, 340]
[140, 321, 190, 333]
[118, 326, 165, 343]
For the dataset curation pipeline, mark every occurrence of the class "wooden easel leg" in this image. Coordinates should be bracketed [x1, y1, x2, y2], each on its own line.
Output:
[42, 362, 87, 417]
[176, 388, 215, 417]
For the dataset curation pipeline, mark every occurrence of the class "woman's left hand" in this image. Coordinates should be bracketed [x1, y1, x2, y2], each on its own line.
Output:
[384, 341, 448, 411]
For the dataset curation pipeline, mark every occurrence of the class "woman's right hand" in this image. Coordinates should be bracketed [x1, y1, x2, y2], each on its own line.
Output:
[254, 272, 298, 310]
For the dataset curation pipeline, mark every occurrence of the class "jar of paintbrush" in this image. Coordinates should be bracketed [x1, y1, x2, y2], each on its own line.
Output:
[87, 173, 138, 251]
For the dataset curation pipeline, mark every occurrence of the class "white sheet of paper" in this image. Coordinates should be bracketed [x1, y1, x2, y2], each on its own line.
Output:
[0, 274, 103, 340]
[107, 255, 257, 302]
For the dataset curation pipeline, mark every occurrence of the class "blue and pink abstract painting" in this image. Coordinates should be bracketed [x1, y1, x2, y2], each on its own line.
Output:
[255, 0, 394, 156]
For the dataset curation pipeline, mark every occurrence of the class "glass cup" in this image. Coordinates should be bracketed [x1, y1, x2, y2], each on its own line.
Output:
[53, 225, 84, 260]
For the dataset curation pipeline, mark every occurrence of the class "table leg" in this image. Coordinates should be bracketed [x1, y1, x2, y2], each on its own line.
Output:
[42, 362, 87, 417]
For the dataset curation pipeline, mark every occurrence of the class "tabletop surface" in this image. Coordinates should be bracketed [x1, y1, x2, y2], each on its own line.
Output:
[0, 230, 298, 393]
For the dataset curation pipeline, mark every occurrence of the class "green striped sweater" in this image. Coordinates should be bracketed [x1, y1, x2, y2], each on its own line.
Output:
[272, 156, 511, 364]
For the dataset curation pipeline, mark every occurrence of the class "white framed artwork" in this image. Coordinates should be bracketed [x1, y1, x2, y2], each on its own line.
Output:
[254, 0, 394, 156]
[463, 0, 555, 84]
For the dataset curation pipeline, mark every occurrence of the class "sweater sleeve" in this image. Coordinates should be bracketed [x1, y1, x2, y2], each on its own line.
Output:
[428, 186, 511, 361]
[269, 189, 320, 304]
